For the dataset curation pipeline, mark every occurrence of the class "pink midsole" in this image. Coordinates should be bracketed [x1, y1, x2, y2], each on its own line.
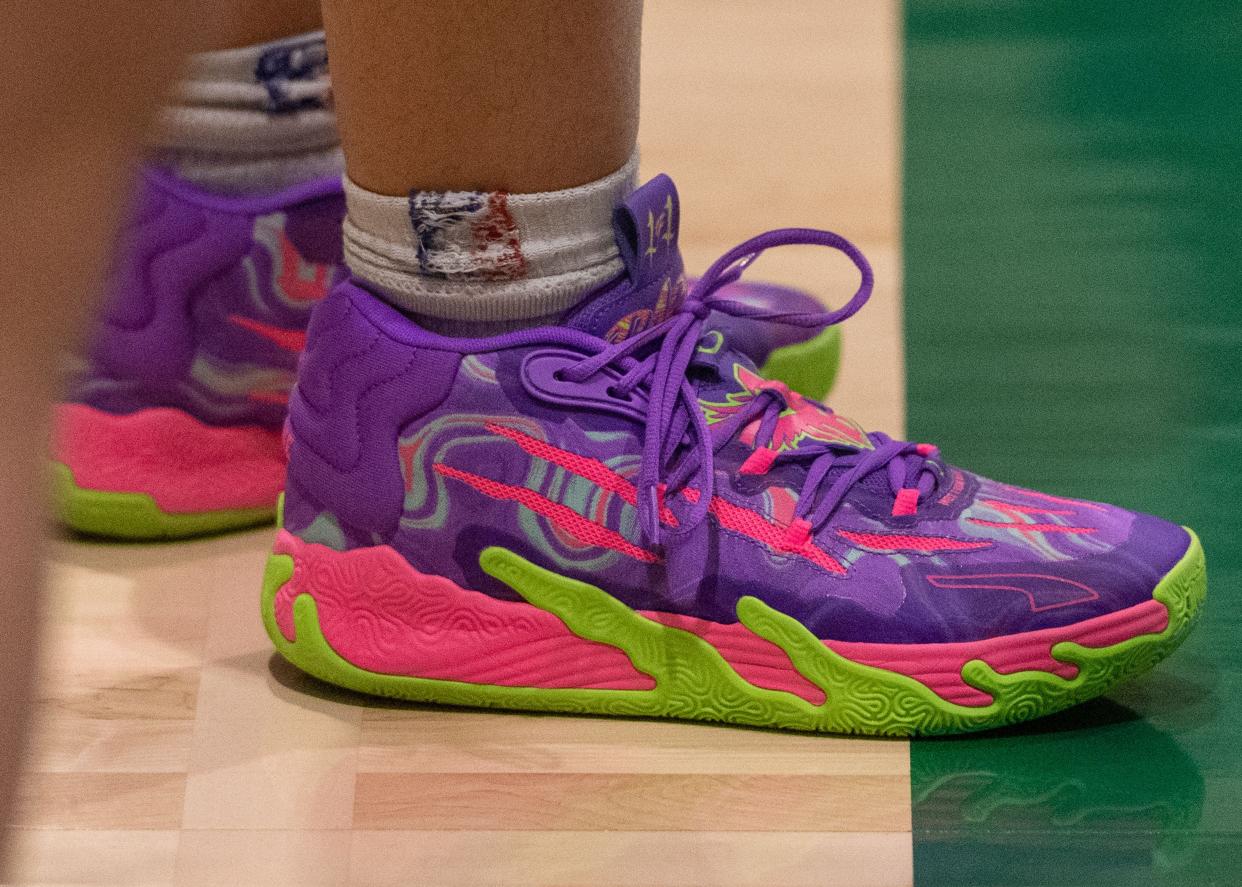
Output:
[54, 403, 284, 513]
[272, 531, 1168, 708]
[273, 530, 655, 691]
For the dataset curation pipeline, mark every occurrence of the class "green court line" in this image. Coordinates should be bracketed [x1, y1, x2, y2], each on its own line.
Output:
[904, 1, 1242, 883]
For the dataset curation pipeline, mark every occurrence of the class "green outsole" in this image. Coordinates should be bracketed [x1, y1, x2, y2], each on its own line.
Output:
[53, 462, 274, 541]
[757, 325, 842, 403]
[261, 527, 1205, 736]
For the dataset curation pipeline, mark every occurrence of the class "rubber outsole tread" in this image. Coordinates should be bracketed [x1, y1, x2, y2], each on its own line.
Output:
[261, 524, 1204, 736]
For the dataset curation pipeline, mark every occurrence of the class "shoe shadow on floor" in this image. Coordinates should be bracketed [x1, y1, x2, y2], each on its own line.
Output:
[48, 525, 277, 659]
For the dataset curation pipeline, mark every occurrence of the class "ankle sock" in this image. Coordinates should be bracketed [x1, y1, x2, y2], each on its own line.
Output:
[342, 152, 639, 334]
[151, 31, 342, 194]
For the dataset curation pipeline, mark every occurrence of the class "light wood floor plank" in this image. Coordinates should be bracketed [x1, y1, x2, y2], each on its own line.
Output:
[26, 712, 193, 774]
[353, 773, 906, 833]
[358, 711, 905, 776]
[14, 772, 186, 831]
[5, 829, 180, 885]
[349, 830, 913, 887]
[174, 830, 353, 887]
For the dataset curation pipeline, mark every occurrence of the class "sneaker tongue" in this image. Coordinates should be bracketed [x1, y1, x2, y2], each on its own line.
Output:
[696, 350, 875, 454]
[561, 174, 688, 342]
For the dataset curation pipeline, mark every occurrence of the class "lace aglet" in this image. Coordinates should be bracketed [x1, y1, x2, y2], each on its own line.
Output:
[892, 488, 920, 517]
[739, 445, 778, 476]
[781, 517, 813, 551]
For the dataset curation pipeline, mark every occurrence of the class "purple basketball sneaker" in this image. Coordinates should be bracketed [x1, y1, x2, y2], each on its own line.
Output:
[263, 174, 1204, 735]
[52, 167, 348, 538]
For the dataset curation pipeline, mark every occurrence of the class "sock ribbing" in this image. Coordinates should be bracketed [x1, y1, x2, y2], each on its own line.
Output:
[342, 152, 639, 330]
[150, 31, 341, 194]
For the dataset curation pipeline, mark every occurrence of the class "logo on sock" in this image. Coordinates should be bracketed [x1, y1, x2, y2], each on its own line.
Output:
[408, 191, 527, 281]
[255, 36, 330, 113]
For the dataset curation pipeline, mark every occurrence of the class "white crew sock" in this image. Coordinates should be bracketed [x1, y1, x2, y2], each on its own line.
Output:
[150, 31, 342, 194]
[342, 152, 639, 334]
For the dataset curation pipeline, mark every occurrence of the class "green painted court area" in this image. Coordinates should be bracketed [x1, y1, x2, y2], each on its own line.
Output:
[903, 1, 1242, 883]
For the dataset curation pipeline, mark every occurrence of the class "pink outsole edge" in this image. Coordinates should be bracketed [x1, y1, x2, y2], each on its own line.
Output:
[272, 531, 1168, 707]
[54, 403, 285, 513]
[273, 530, 656, 691]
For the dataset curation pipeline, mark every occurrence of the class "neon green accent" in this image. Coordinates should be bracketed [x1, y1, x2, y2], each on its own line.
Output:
[758, 325, 842, 402]
[53, 462, 274, 541]
[699, 363, 763, 425]
[697, 329, 725, 355]
[701, 357, 869, 452]
[261, 528, 1204, 736]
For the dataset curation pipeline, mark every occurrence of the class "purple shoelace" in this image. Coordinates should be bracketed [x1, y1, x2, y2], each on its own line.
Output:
[562, 227, 937, 545]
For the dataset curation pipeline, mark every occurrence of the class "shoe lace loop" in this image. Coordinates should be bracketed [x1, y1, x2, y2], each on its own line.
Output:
[564, 227, 935, 545]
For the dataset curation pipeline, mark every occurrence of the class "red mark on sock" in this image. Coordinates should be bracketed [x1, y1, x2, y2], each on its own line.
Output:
[472, 192, 527, 280]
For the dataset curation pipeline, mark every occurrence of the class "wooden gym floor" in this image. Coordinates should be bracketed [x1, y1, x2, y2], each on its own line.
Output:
[8, 3, 911, 884]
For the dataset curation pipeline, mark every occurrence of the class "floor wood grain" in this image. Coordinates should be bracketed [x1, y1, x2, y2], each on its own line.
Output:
[353, 773, 907, 833]
[12, 3, 908, 883]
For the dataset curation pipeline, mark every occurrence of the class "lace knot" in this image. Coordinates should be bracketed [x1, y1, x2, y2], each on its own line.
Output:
[570, 226, 916, 547]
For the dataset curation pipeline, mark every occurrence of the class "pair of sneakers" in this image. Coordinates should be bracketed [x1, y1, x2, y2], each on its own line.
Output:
[54, 167, 838, 538]
[53, 167, 1205, 735]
